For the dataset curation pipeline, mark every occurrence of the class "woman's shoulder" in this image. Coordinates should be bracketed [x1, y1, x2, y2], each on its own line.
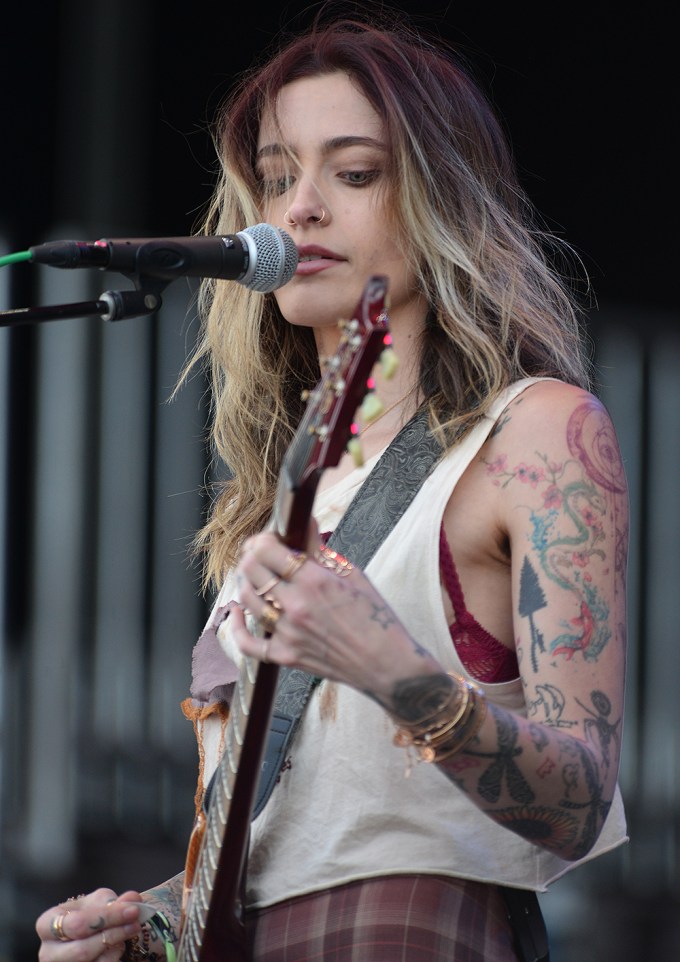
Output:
[505, 376, 594, 408]
[497, 378, 612, 438]
[484, 377, 627, 503]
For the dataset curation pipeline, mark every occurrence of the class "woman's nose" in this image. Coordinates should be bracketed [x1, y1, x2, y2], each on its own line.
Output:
[282, 179, 329, 228]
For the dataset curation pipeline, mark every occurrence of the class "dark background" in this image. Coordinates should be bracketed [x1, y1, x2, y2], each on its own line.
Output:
[1, 3, 678, 961]
[2, 2, 675, 314]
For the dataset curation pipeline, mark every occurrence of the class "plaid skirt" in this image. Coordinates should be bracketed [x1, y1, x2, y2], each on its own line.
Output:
[245, 874, 520, 961]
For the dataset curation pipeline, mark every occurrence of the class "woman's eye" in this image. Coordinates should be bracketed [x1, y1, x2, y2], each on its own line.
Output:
[260, 175, 295, 197]
[342, 169, 380, 186]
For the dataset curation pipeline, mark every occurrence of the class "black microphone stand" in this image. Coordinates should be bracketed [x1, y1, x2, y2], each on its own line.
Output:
[0, 277, 166, 327]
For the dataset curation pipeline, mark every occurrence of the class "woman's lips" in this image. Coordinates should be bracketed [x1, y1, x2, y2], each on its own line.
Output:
[295, 245, 344, 275]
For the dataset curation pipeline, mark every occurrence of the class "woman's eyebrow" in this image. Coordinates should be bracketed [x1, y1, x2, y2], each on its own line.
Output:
[256, 135, 386, 162]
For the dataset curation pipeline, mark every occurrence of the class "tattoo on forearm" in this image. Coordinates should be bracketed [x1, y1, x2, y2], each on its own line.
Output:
[527, 722, 550, 751]
[439, 696, 616, 857]
[556, 736, 612, 859]
[389, 673, 454, 722]
[535, 756, 557, 778]
[470, 707, 535, 805]
[409, 636, 432, 658]
[492, 803, 580, 850]
[146, 873, 184, 915]
[143, 872, 184, 951]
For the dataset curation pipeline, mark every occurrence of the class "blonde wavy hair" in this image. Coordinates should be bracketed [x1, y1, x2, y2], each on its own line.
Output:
[187, 11, 592, 591]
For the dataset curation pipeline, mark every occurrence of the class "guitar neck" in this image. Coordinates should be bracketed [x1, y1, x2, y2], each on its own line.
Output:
[176, 275, 390, 962]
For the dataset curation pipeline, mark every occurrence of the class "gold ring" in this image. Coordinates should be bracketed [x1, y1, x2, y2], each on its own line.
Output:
[51, 912, 72, 942]
[280, 551, 307, 581]
[255, 574, 281, 597]
[316, 546, 354, 577]
[258, 602, 281, 636]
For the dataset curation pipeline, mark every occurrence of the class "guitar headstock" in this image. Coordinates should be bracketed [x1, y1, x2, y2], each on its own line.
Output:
[275, 275, 391, 541]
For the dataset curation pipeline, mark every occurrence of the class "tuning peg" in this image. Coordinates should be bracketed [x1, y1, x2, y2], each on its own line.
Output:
[346, 388, 383, 467]
[347, 435, 364, 467]
[379, 345, 399, 379]
[360, 392, 385, 424]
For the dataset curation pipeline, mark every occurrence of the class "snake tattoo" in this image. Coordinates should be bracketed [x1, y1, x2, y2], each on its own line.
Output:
[487, 398, 626, 665]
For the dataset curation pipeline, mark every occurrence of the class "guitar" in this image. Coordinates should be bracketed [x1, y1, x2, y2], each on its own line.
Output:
[177, 275, 391, 962]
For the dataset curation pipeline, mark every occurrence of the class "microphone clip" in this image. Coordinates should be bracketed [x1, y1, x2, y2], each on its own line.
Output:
[0, 284, 164, 328]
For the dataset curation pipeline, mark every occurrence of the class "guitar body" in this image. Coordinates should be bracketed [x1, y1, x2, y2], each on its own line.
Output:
[177, 276, 390, 962]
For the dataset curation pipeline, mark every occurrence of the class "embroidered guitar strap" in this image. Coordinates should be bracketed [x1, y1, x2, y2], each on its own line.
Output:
[251, 408, 443, 818]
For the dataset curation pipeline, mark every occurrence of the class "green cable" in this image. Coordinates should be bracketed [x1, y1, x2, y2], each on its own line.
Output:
[0, 251, 31, 267]
[147, 911, 177, 962]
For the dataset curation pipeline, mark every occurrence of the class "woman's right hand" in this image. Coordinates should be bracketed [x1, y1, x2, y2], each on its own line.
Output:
[36, 889, 145, 962]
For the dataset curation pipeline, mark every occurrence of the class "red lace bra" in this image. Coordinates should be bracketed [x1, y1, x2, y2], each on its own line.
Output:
[321, 527, 518, 685]
[439, 525, 519, 683]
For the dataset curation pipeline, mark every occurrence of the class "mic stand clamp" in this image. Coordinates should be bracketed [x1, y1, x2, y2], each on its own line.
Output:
[0, 274, 168, 327]
[99, 286, 162, 321]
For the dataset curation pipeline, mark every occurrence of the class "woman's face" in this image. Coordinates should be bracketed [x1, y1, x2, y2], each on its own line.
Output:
[256, 71, 428, 344]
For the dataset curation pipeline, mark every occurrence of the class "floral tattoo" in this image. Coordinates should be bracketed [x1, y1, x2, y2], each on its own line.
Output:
[485, 400, 626, 665]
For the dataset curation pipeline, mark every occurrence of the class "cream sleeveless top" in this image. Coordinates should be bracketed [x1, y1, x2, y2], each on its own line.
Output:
[195, 378, 628, 907]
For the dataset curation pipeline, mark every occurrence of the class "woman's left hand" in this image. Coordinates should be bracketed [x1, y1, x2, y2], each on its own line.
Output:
[36, 890, 144, 962]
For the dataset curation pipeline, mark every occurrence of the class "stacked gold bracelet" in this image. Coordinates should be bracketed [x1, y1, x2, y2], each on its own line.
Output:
[393, 673, 487, 765]
[122, 928, 149, 962]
